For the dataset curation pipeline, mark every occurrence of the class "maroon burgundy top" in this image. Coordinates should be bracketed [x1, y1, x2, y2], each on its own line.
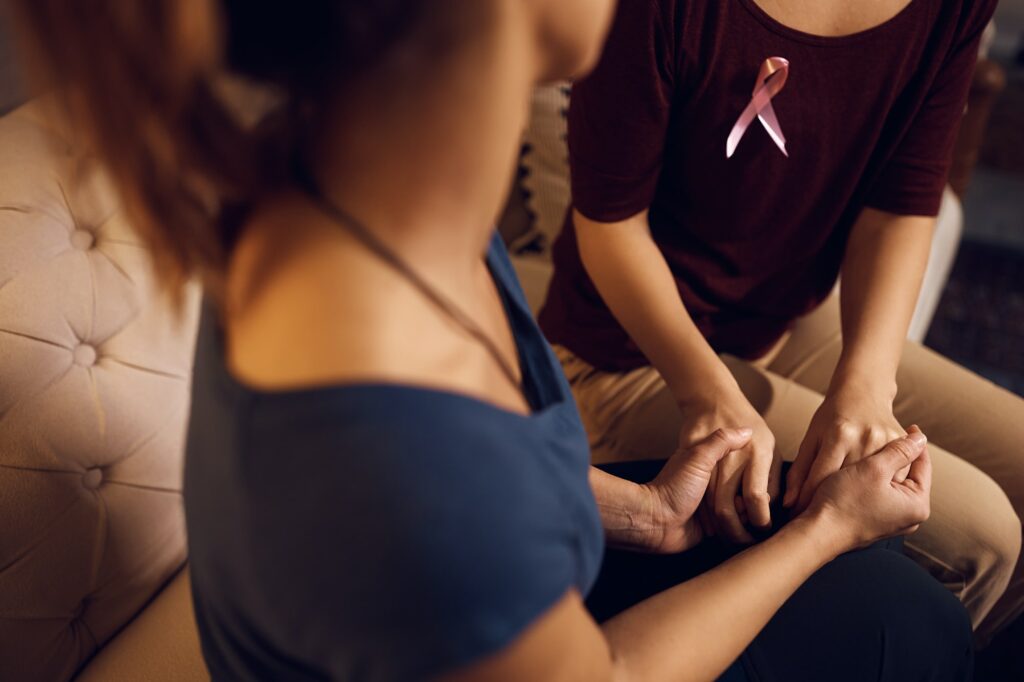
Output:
[539, 0, 997, 371]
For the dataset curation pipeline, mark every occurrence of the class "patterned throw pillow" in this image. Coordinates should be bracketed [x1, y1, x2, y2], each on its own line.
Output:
[498, 83, 571, 257]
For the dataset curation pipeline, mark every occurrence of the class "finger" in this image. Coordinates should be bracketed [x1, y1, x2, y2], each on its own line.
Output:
[715, 455, 755, 543]
[864, 429, 908, 482]
[736, 496, 749, 526]
[904, 429, 932, 494]
[742, 446, 772, 529]
[698, 499, 716, 538]
[895, 425, 920, 484]
[795, 438, 847, 513]
[784, 433, 819, 508]
[680, 516, 705, 550]
[684, 428, 754, 474]
[768, 452, 783, 504]
[868, 428, 927, 479]
[701, 465, 720, 538]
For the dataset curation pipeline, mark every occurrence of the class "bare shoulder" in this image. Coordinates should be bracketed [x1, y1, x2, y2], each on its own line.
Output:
[222, 193, 462, 392]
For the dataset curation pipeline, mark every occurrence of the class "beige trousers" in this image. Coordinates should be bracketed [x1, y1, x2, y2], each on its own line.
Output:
[557, 293, 1024, 644]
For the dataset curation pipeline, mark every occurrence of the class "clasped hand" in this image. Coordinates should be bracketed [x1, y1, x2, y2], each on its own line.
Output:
[642, 384, 929, 552]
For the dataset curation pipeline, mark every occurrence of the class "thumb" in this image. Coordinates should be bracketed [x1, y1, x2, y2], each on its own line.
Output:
[680, 428, 753, 472]
[869, 427, 927, 476]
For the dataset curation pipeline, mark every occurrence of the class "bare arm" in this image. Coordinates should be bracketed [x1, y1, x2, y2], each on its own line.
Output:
[601, 513, 839, 681]
[787, 209, 935, 510]
[446, 515, 838, 682]
[447, 430, 932, 681]
[833, 208, 934, 397]
[574, 209, 730, 399]
[575, 209, 779, 539]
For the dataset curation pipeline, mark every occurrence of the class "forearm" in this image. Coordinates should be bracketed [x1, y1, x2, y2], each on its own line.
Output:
[575, 209, 733, 402]
[834, 208, 934, 397]
[604, 513, 843, 682]
[589, 466, 658, 551]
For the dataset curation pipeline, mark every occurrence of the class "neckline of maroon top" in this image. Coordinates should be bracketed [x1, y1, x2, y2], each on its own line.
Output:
[737, 0, 921, 47]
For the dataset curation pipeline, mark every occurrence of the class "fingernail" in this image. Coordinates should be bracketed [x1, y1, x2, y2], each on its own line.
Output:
[908, 431, 927, 446]
[782, 491, 794, 507]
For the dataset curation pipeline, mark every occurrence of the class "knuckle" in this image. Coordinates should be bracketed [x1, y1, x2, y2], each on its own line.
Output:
[746, 490, 770, 505]
[837, 421, 859, 441]
[865, 427, 886, 447]
[710, 428, 731, 444]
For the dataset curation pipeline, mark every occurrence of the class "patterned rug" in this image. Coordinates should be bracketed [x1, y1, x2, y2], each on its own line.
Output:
[925, 239, 1024, 397]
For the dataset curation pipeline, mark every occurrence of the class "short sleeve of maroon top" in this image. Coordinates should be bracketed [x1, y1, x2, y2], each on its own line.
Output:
[538, 0, 997, 371]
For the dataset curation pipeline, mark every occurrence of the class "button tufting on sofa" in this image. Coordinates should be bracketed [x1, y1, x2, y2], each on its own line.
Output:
[69, 228, 94, 250]
[71, 342, 97, 366]
[81, 467, 103, 490]
[0, 101, 204, 680]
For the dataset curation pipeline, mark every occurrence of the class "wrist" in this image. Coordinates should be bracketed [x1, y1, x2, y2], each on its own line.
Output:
[786, 505, 854, 564]
[600, 480, 662, 552]
[669, 363, 741, 409]
[829, 359, 897, 404]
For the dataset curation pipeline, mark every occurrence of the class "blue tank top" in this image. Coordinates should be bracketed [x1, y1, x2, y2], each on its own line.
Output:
[184, 234, 605, 680]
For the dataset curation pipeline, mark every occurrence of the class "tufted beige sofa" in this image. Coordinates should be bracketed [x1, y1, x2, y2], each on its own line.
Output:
[0, 101, 208, 680]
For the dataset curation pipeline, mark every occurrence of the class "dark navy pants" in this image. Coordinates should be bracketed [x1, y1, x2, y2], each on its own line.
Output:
[587, 460, 974, 682]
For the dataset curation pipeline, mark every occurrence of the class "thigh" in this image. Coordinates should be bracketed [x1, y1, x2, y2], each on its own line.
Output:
[612, 356, 828, 463]
[766, 293, 1024, 627]
[587, 460, 970, 682]
[748, 543, 973, 682]
[902, 434, 1020, 618]
[553, 345, 678, 465]
[564, 350, 828, 466]
[768, 291, 1024, 519]
[892, 343, 1024, 519]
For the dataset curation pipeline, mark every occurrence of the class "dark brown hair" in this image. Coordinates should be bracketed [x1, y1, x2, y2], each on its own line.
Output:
[9, 1, 447, 304]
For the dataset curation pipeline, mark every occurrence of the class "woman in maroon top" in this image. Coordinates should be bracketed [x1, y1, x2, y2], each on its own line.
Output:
[539, 0, 1024, 643]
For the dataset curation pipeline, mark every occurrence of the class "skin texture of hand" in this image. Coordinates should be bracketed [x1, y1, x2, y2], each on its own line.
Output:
[785, 382, 906, 514]
[804, 426, 932, 550]
[676, 387, 782, 543]
[642, 428, 754, 553]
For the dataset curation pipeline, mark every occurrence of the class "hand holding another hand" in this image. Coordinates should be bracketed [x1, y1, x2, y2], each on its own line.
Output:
[641, 428, 754, 553]
[785, 384, 906, 514]
[676, 387, 782, 544]
[803, 425, 932, 553]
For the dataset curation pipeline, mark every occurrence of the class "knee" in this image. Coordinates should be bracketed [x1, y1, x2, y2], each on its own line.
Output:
[954, 471, 1022, 591]
[846, 549, 974, 676]
[897, 570, 974, 656]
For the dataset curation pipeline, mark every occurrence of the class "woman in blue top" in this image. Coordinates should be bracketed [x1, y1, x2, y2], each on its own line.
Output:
[14, 0, 970, 679]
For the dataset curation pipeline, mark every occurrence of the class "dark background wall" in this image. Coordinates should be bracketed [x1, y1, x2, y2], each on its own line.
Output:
[0, 7, 23, 114]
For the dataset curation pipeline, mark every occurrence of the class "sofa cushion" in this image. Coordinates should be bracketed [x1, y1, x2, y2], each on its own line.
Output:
[0, 101, 200, 680]
[76, 568, 207, 682]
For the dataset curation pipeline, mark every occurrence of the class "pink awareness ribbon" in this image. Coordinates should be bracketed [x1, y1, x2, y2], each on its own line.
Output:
[726, 57, 790, 158]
